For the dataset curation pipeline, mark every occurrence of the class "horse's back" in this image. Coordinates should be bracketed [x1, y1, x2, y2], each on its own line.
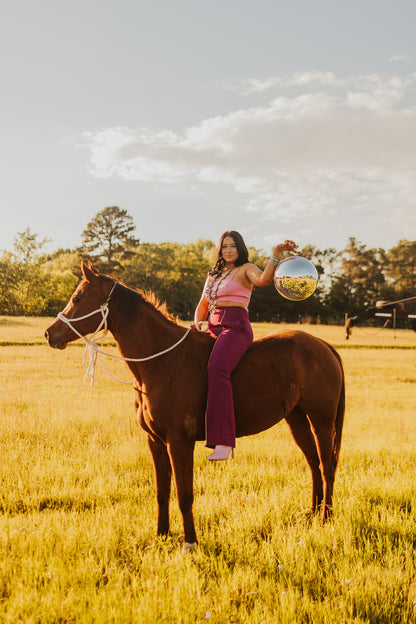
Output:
[245, 328, 341, 373]
[232, 328, 344, 437]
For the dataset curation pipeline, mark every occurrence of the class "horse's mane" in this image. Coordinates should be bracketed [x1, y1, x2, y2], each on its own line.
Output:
[111, 277, 178, 326]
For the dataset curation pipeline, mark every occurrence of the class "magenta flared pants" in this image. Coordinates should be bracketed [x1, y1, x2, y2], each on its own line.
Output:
[205, 307, 253, 448]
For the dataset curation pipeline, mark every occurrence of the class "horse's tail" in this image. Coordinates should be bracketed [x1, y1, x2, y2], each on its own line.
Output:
[327, 343, 345, 465]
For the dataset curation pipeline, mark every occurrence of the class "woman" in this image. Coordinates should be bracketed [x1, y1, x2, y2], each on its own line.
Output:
[194, 231, 297, 461]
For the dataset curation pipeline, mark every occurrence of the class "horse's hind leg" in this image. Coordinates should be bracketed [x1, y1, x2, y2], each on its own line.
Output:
[147, 434, 172, 536]
[285, 407, 323, 515]
[308, 411, 339, 524]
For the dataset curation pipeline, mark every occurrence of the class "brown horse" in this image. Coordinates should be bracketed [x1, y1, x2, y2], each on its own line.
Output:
[45, 262, 345, 551]
[345, 298, 416, 339]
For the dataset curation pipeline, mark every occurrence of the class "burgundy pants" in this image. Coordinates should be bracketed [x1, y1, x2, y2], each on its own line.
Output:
[205, 307, 253, 448]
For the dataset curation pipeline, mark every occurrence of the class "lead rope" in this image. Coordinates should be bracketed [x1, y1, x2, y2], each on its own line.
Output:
[57, 302, 192, 387]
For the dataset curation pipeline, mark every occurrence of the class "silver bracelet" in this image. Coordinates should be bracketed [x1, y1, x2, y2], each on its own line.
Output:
[268, 255, 281, 266]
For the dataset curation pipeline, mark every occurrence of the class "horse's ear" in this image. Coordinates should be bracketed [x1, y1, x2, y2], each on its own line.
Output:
[87, 260, 100, 272]
[81, 261, 99, 282]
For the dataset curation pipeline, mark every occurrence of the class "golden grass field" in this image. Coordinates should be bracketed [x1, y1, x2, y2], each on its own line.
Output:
[0, 316, 415, 623]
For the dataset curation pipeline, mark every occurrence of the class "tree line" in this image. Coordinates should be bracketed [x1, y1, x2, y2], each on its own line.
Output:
[1, 206, 416, 325]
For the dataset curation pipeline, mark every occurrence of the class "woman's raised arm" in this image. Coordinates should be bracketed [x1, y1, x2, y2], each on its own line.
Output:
[245, 240, 298, 288]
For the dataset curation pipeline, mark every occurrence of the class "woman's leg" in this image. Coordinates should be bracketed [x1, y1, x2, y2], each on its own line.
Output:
[205, 308, 253, 448]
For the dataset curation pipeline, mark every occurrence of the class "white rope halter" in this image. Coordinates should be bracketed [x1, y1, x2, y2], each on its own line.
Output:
[57, 282, 191, 387]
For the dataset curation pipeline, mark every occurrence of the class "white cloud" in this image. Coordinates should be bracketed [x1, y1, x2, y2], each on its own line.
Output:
[82, 70, 416, 235]
[233, 71, 343, 94]
[236, 76, 282, 94]
[388, 54, 411, 63]
[288, 71, 343, 88]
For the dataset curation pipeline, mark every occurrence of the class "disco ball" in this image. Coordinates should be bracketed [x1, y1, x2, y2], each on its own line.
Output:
[274, 256, 319, 301]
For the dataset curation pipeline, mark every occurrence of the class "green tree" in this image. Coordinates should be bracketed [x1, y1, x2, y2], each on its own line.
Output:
[81, 206, 138, 265]
[121, 240, 214, 319]
[324, 274, 353, 324]
[0, 252, 19, 314]
[40, 248, 83, 315]
[337, 237, 386, 314]
[1, 233, 82, 316]
[13, 227, 50, 263]
[384, 240, 416, 297]
[162, 240, 215, 318]
[6, 229, 52, 315]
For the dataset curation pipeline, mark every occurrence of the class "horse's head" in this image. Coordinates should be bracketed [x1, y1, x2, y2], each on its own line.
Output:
[45, 261, 115, 349]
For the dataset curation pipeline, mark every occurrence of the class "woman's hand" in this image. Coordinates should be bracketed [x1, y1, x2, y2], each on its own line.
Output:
[191, 321, 209, 332]
[272, 240, 298, 257]
[193, 293, 210, 331]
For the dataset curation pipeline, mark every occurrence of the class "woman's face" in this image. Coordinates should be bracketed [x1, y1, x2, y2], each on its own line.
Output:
[221, 236, 239, 265]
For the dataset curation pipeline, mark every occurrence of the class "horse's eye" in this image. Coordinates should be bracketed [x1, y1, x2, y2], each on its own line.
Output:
[73, 296, 81, 304]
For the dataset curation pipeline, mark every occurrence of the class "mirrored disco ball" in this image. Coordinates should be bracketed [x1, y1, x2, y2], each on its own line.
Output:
[274, 256, 318, 301]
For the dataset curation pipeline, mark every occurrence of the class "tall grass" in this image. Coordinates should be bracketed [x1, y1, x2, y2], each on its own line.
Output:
[0, 319, 415, 622]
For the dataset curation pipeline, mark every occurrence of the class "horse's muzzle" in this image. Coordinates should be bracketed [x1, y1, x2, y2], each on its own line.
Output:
[44, 327, 68, 350]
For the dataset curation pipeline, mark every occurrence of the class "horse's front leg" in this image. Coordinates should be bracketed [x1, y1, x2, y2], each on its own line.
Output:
[147, 434, 172, 536]
[167, 437, 197, 552]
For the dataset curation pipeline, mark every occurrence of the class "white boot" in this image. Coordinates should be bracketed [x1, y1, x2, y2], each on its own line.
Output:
[208, 445, 234, 461]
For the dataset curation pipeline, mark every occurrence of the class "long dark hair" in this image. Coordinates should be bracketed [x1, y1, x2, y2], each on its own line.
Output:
[209, 230, 249, 276]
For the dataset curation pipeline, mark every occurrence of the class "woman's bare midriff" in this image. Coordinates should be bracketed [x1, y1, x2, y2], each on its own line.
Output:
[215, 301, 248, 311]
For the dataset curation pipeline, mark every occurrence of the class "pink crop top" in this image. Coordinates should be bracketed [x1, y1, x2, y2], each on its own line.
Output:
[215, 275, 252, 307]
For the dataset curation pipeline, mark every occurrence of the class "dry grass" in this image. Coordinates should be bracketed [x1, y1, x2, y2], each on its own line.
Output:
[0, 318, 415, 622]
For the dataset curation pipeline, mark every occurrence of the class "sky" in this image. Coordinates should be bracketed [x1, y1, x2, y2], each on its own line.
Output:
[1, 0, 416, 256]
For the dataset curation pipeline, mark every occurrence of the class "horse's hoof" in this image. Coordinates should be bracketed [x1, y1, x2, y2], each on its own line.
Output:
[181, 541, 197, 555]
[320, 508, 333, 525]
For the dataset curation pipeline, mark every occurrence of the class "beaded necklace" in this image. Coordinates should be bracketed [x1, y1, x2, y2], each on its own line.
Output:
[205, 268, 233, 314]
